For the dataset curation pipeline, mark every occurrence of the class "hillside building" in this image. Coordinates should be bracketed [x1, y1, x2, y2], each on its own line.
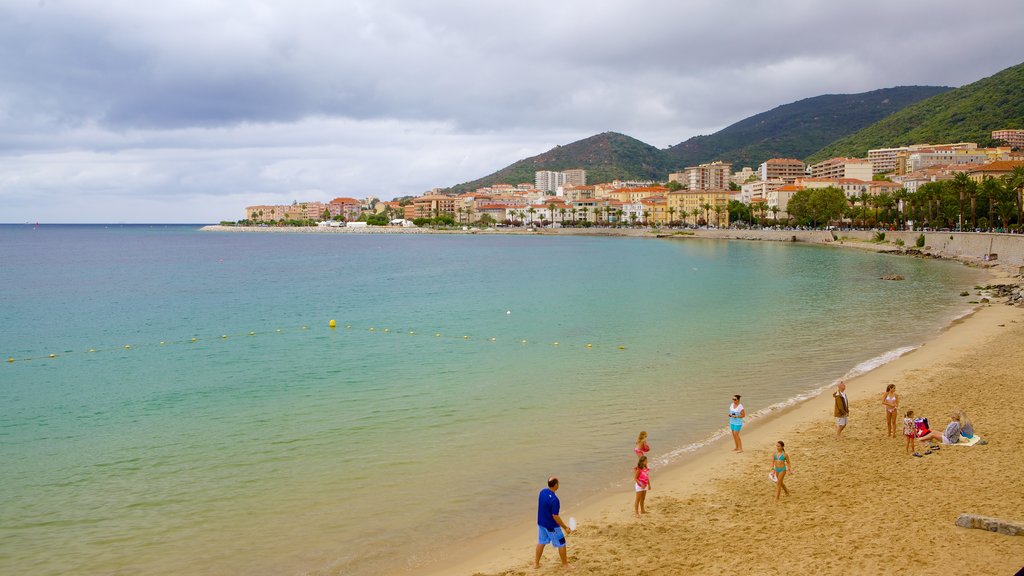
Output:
[535, 169, 586, 193]
[758, 158, 806, 183]
[992, 129, 1024, 150]
[808, 157, 872, 181]
[670, 161, 732, 190]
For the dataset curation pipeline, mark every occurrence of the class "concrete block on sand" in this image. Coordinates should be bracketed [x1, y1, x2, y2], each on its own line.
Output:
[955, 514, 1024, 536]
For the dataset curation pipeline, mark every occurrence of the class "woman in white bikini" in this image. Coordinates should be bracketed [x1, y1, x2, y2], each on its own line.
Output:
[882, 384, 900, 438]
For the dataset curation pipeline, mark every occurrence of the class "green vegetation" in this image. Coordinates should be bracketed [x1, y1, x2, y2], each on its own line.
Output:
[664, 86, 949, 169]
[786, 187, 848, 227]
[448, 132, 674, 192]
[810, 61, 1024, 162]
[916, 234, 926, 247]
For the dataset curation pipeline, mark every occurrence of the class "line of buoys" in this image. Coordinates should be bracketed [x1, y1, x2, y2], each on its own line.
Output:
[5, 320, 629, 364]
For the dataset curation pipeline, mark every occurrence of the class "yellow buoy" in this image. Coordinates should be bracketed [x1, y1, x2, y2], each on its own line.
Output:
[249, 331, 255, 336]
[586, 343, 593, 348]
[302, 326, 308, 330]
[7, 357, 13, 363]
[276, 329, 281, 332]
[191, 337, 198, 342]
[88, 348, 96, 353]
[490, 337, 496, 341]
[618, 346, 626, 350]
[553, 342, 559, 346]
[49, 353, 56, 358]
[435, 333, 442, 337]
[220, 335, 227, 339]
[384, 328, 390, 333]
[521, 339, 528, 344]
[329, 319, 337, 328]
[409, 331, 415, 335]
[369, 327, 375, 331]
[124, 345, 132, 349]
[463, 335, 469, 339]
[159, 341, 165, 345]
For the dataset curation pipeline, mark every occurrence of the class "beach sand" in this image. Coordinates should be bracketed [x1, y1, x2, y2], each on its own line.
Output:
[428, 285, 1024, 575]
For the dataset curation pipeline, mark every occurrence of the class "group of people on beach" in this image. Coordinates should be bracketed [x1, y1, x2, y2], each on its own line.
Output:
[878, 382, 979, 455]
[535, 381, 980, 568]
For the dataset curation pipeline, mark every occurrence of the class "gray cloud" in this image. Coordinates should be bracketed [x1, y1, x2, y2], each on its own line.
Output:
[1, 0, 1023, 222]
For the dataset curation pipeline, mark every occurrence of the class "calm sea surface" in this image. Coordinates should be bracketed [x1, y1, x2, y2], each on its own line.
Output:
[0, 225, 986, 575]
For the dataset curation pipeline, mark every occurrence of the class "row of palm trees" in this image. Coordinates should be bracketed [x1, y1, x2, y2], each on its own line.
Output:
[499, 202, 727, 228]
[844, 168, 1024, 231]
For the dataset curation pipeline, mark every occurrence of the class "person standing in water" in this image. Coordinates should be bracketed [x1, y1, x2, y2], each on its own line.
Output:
[729, 395, 746, 452]
[634, 431, 650, 458]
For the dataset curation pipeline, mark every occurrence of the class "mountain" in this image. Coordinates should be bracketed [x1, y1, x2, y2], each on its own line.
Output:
[663, 86, 951, 170]
[446, 85, 951, 192]
[449, 132, 674, 192]
[808, 61, 1024, 163]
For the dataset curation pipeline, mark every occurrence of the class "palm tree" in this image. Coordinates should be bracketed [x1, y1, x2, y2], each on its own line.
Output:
[642, 210, 651, 226]
[691, 207, 701, 225]
[558, 207, 567, 226]
[527, 206, 537, 226]
[858, 190, 871, 228]
[713, 205, 724, 227]
[668, 206, 676, 226]
[951, 172, 970, 231]
[1011, 166, 1024, 230]
[700, 199, 711, 226]
[547, 202, 556, 228]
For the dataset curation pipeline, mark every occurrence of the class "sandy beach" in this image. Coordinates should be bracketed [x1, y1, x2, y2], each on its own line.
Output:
[425, 272, 1024, 575]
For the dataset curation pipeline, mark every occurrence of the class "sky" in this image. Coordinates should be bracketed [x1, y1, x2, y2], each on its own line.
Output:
[1, 1, 1023, 223]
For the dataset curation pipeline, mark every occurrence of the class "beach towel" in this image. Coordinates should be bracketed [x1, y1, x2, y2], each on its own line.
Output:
[952, 435, 983, 447]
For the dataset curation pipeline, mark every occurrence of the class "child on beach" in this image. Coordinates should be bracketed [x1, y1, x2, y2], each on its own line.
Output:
[771, 441, 792, 501]
[634, 431, 651, 458]
[634, 455, 651, 517]
[882, 384, 900, 437]
[903, 410, 917, 453]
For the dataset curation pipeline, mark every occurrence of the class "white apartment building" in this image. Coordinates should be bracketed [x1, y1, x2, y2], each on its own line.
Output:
[906, 148, 1010, 172]
[808, 157, 872, 181]
[740, 178, 784, 203]
[758, 158, 806, 183]
[869, 142, 977, 174]
[535, 169, 586, 193]
[671, 161, 732, 190]
[731, 166, 756, 186]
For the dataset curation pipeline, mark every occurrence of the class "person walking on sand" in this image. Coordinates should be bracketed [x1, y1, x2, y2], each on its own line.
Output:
[633, 455, 651, 517]
[729, 395, 746, 452]
[535, 477, 572, 569]
[903, 409, 917, 454]
[634, 431, 650, 458]
[772, 441, 792, 501]
[882, 384, 900, 437]
[833, 381, 849, 439]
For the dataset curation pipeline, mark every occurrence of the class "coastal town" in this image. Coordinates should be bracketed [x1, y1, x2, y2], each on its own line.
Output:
[239, 128, 1024, 231]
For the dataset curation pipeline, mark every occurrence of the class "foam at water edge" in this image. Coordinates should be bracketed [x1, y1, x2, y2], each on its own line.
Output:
[653, 345, 919, 467]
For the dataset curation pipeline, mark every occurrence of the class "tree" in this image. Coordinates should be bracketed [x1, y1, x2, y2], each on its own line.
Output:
[951, 172, 971, 231]
[700, 199, 711, 226]
[666, 180, 684, 191]
[668, 206, 676, 226]
[547, 202, 557, 228]
[788, 187, 847, 228]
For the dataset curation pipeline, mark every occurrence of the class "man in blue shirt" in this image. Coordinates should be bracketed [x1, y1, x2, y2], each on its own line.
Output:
[535, 476, 572, 569]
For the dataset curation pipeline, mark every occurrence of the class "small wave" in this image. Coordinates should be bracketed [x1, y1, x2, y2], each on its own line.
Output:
[653, 345, 918, 468]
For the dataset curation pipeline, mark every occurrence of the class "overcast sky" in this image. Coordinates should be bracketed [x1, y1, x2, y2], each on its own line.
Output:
[2, 0, 1023, 223]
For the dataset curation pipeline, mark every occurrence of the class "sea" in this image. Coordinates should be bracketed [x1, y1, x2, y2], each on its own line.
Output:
[0, 224, 988, 575]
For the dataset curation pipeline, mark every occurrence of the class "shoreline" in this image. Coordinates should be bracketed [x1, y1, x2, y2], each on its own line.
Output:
[200, 224, 1024, 269]
[424, 269, 1024, 575]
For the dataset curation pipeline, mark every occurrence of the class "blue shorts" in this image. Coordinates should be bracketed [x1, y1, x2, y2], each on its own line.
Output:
[537, 526, 566, 548]
[729, 418, 743, 432]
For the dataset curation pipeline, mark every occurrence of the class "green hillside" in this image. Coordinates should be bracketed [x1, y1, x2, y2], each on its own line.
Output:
[809, 61, 1024, 163]
[449, 132, 673, 192]
[664, 86, 950, 170]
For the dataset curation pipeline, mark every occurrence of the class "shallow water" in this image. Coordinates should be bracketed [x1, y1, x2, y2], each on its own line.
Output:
[0, 225, 986, 575]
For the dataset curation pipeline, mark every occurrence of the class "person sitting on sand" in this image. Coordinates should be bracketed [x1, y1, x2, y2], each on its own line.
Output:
[916, 413, 962, 445]
[634, 455, 651, 517]
[635, 431, 651, 458]
[772, 440, 792, 501]
[729, 395, 746, 452]
[958, 410, 975, 439]
[882, 384, 900, 438]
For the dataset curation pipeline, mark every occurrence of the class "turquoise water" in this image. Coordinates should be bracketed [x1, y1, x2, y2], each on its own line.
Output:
[0, 225, 986, 575]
